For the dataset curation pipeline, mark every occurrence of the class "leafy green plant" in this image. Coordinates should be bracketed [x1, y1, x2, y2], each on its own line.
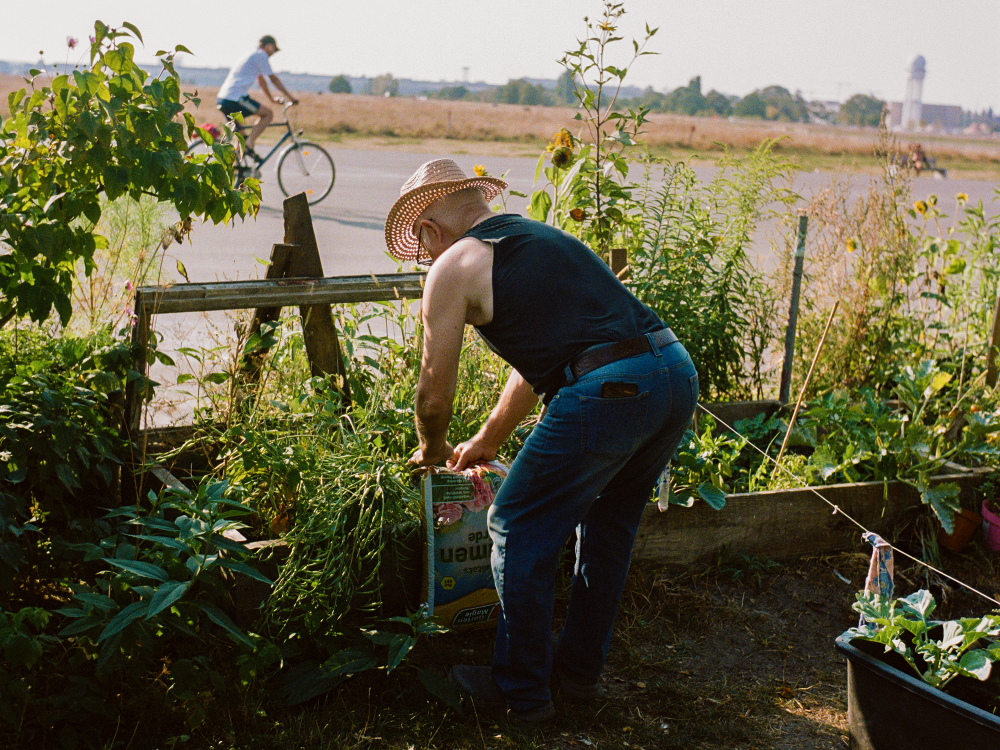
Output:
[843, 589, 1000, 690]
[792, 362, 1000, 532]
[0, 607, 59, 725]
[0, 20, 256, 328]
[529, 0, 656, 257]
[57, 479, 269, 673]
[275, 606, 457, 708]
[628, 143, 796, 399]
[665, 417, 742, 509]
[71, 194, 174, 332]
[0, 325, 137, 587]
[716, 552, 781, 586]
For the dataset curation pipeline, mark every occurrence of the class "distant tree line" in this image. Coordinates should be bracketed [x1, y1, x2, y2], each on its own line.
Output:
[326, 70, 999, 132]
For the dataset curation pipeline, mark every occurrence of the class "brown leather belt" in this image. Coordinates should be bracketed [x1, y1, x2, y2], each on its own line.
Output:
[566, 328, 678, 383]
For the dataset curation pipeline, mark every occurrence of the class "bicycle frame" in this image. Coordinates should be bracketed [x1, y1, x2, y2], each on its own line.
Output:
[233, 103, 302, 167]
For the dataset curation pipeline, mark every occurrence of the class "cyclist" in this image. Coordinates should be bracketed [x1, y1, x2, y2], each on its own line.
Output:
[216, 35, 299, 163]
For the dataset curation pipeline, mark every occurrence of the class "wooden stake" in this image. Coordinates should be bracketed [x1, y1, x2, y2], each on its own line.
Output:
[771, 300, 840, 484]
[986, 282, 1000, 387]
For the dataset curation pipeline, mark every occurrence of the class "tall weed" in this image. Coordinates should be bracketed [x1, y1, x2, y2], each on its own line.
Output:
[790, 126, 1000, 395]
[628, 141, 797, 400]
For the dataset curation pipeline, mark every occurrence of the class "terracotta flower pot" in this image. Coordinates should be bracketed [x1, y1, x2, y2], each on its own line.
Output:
[937, 506, 983, 552]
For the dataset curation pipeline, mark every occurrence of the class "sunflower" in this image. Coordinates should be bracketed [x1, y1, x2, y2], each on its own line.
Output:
[913, 200, 928, 216]
[547, 128, 574, 152]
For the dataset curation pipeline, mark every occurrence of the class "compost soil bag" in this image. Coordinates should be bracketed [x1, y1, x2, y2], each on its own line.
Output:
[420, 461, 507, 630]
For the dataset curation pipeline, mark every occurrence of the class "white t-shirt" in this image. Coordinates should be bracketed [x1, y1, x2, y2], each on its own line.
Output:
[217, 47, 274, 102]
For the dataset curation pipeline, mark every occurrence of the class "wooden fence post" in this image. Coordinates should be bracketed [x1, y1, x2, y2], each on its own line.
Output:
[282, 193, 352, 407]
[241, 242, 298, 384]
[610, 247, 629, 280]
[987, 284, 1000, 388]
[779, 213, 808, 404]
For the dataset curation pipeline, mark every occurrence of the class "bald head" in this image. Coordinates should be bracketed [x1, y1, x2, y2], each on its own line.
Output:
[417, 187, 491, 238]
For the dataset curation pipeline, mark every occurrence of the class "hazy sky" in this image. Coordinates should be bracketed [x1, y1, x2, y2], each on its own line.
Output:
[4, 0, 998, 111]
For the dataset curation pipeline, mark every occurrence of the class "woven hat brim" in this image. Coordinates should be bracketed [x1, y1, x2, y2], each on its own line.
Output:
[384, 177, 507, 262]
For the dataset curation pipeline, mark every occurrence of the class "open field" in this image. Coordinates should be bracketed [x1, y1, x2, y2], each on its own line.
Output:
[3, 75, 998, 178]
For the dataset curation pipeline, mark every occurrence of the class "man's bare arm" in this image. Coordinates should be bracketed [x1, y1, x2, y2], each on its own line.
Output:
[256, 74, 275, 102]
[267, 74, 299, 104]
[449, 369, 538, 471]
[412, 257, 469, 466]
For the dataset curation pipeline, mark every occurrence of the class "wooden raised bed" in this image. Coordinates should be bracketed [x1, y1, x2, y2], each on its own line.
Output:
[632, 468, 992, 566]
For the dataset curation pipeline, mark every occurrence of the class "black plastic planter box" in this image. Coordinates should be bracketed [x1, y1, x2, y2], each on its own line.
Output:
[835, 636, 1000, 749]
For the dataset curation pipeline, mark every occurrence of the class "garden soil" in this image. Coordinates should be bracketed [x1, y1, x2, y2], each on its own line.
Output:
[323, 544, 999, 750]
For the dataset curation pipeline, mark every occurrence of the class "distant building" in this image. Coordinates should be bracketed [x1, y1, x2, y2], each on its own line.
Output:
[886, 54, 964, 132]
[900, 55, 925, 129]
[886, 101, 964, 131]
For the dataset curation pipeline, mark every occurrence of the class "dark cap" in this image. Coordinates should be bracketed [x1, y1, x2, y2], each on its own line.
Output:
[259, 35, 279, 51]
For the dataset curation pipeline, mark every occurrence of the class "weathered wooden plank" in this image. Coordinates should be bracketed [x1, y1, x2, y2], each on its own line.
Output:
[133, 273, 425, 315]
[632, 470, 991, 566]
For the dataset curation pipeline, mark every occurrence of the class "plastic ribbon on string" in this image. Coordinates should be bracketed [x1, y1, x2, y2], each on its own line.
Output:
[859, 531, 894, 627]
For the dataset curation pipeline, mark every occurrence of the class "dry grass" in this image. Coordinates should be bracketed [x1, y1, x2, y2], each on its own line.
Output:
[4, 74, 998, 171]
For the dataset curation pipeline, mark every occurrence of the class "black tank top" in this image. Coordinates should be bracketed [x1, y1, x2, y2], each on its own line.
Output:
[466, 214, 664, 398]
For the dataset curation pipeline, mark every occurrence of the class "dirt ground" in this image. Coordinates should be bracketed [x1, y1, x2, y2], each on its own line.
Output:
[348, 542, 999, 750]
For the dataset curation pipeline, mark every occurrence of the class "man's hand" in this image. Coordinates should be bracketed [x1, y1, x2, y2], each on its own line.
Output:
[447, 436, 497, 472]
[408, 441, 455, 469]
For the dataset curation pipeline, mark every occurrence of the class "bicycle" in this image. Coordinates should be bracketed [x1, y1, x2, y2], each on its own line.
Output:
[186, 103, 335, 205]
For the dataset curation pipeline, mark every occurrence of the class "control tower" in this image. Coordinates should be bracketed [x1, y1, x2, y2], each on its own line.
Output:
[900, 55, 926, 130]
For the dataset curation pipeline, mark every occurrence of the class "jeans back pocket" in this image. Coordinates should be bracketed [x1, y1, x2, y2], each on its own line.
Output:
[580, 391, 649, 456]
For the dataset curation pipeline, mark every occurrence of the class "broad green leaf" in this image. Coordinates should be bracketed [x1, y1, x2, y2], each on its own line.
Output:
[3, 634, 42, 668]
[216, 558, 273, 585]
[98, 601, 148, 641]
[386, 634, 417, 673]
[696, 482, 727, 510]
[199, 602, 254, 649]
[105, 558, 169, 582]
[121, 22, 143, 42]
[924, 371, 952, 398]
[417, 666, 462, 709]
[958, 650, 992, 681]
[529, 189, 553, 223]
[72, 591, 116, 611]
[146, 579, 190, 618]
[322, 646, 378, 678]
[943, 257, 966, 275]
[59, 616, 102, 637]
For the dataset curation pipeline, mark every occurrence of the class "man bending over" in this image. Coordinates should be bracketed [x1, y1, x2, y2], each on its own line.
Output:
[385, 159, 698, 724]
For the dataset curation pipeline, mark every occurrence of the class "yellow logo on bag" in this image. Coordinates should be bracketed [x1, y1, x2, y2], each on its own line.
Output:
[441, 577, 456, 590]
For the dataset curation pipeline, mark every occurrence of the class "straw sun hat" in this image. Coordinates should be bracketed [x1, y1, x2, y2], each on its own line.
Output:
[384, 159, 507, 262]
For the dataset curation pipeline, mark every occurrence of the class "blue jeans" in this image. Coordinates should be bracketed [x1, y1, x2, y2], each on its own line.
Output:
[488, 333, 698, 712]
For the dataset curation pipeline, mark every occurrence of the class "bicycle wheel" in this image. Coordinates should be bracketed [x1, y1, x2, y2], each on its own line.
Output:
[276, 141, 335, 204]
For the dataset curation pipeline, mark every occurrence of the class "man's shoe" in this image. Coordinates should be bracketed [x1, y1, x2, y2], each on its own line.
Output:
[244, 147, 262, 163]
[551, 633, 605, 701]
[448, 665, 555, 725]
[556, 669, 606, 701]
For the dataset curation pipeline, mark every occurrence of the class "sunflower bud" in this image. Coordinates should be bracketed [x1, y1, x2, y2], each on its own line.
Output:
[551, 146, 572, 168]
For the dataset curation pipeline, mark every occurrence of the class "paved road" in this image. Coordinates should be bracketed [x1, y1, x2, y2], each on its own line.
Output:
[146, 145, 998, 425]
[171, 145, 998, 281]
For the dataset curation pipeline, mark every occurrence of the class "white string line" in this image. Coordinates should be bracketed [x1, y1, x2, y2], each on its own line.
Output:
[696, 402, 1000, 609]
